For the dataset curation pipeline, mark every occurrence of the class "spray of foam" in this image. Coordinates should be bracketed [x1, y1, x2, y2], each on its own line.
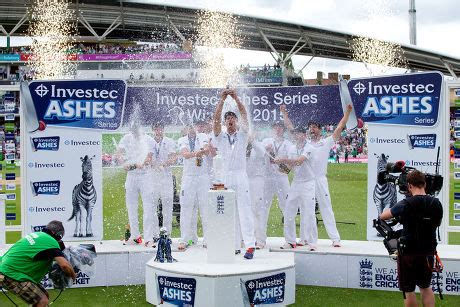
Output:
[350, 37, 406, 76]
[349, 0, 407, 75]
[28, 0, 76, 79]
[196, 9, 242, 88]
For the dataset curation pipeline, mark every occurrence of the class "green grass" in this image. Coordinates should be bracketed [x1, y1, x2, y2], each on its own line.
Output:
[2, 285, 460, 306]
[4, 163, 460, 306]
[102, 163, 368, 241]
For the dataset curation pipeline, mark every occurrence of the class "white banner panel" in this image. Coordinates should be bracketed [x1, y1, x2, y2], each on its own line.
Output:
[25, 127, 103, 240]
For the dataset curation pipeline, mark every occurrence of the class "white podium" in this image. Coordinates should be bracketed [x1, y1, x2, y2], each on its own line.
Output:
[207, 189, 235, 263]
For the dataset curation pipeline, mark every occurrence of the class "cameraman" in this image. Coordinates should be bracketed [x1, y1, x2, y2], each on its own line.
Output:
[0, 220, 76, 307]
[380, 170, 442, 307]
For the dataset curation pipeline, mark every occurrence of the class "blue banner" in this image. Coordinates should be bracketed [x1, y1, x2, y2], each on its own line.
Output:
[30, 180, 61, 196]
[348, 72, 443, 126]
[157, 275, 196, 306]
[244, 273, 285, 305]
[407, 134, 436, 149]
[28, 80, 126, 130]
[126, 85, 343, 128]
[0, 54, 20, 61]
[31, 136, 60, 151]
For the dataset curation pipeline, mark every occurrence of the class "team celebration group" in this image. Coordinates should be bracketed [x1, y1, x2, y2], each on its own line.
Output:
[116, 89, 353, 260]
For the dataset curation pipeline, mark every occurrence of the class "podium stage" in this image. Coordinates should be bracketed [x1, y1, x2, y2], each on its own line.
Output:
[1, 238, 460, 296]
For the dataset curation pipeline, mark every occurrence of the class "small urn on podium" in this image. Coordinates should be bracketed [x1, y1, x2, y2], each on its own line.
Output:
[212, 153, 225, 190]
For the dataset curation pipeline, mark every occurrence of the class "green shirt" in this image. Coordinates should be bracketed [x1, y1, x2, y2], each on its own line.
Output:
[0, 232, 60, 283]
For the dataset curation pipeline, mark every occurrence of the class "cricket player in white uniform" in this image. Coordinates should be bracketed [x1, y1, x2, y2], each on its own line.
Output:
[273, 127, 317, 250]
[188, 119, 216, 244]
[246, 133, 267, 249]
[262, 122, 292, 216]
[213, 89, 256, 260]
[177, 125, 211, 250]
[307, 105, 352, 247]
[115, 123, 156, 245]
[149, 122, 177, 238]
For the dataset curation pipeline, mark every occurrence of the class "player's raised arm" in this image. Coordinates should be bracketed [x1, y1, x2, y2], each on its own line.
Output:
[280, 105, 294, 132]
[333, 104, 353, 141]
[229, 89, 248, 132]
[213, 90, 228, 136]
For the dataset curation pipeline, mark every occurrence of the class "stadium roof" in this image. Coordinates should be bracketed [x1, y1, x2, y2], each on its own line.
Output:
[0, 0, 459, 77]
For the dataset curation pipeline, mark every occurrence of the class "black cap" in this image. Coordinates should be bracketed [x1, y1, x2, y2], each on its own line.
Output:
[224, 111, 238, 119]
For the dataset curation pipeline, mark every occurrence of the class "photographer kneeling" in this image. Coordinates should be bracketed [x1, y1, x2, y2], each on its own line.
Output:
[380, 170, 442, 307]
[0, 220, 76, 307]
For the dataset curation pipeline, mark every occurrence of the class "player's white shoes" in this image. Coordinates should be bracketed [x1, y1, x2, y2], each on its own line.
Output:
[280, 242, 296, 249]
[255, 242, 265, 250]
[332, 241, 341, 247]
[123, 236, 142, 246]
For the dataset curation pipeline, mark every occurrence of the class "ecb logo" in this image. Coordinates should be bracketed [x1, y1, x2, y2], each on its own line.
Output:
[359, 259, 373, 289]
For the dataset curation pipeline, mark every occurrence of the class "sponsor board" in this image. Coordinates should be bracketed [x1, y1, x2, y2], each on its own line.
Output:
[4, 114, 15, 121]
[5, 173, 15, 180]
[5, 163, 15, 171]
[407, 134, 436, 149]
[31, 136, 60, 151]
[349, 72, 442, 127]
[30, 181, 60, 196]
[157, 276, 196, 306]
[243, 273, 286, 305]
[27, 80, 126, 130]
[5, 153, 15, 161]
[5, 213, 16, 221]
[454, 203, 460, 210]
[31, 225, 46, 232]
[455, 213, 460, 221]
[455, 172, 460, 180]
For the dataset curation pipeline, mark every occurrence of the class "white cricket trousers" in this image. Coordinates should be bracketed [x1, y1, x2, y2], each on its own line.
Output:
[264, 174, 290, 214]
[179, 174, 210, 244]
[225, 170, 256, 249]
[248, 176, 267, 245]
[315, 176, 340, 242]
[125, 171, 156, 240]
[152, 171, 174, 235]
[284, 180, 316, 245]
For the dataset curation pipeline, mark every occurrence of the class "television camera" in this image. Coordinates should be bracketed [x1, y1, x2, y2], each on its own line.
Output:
[373, 148, 443, 255]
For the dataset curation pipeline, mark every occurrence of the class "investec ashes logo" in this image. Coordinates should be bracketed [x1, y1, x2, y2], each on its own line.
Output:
[30, 180, 60, 196]
[31, 136, 60, 151]
[36, 84, 118, 120]
[407, 134, 436, 149]
[244, 273, 285, 305]
[158, 276, 196, 306]
[355, 80, 437, 124]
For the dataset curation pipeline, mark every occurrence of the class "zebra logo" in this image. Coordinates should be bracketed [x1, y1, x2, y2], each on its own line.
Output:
[68, 155, 97, 237]
[373, 153, 397, 215]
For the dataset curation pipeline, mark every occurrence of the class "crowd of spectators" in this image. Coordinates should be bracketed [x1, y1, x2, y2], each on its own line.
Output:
[1, 42, 188, 55]
[236, 63, 282, 79]
[323, 124, 368, 162]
